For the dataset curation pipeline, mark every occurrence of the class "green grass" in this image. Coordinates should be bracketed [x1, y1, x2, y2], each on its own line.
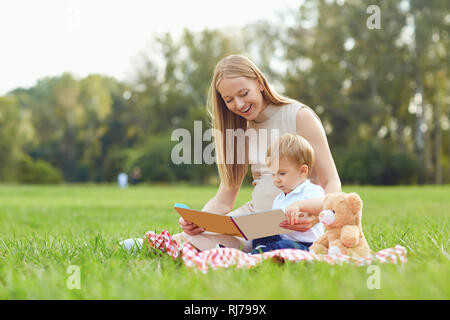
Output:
[0, 184, 448, 299]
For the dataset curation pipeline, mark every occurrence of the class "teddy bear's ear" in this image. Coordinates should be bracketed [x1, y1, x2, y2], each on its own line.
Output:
[324, 192, 342, 203]
[347, 193, 363, 213]
[324, 193, 333, 202]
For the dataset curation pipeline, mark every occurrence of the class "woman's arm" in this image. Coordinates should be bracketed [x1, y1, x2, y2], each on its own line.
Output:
[296, 107, 342, 196]
[290, 106, 341, 216]
[179, 167, 247, 235]
[203, 163, 247, 213]
[279, 107, 342, 233]
[201, 181, 242, 213]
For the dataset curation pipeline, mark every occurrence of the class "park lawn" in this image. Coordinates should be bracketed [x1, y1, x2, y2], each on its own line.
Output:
[0, 184, 448, 299]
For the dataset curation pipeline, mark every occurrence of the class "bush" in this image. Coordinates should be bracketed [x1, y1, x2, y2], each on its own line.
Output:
[335, 141, 419, 185]
[16, 155, 64, 184]
[123, 133, 217, 184]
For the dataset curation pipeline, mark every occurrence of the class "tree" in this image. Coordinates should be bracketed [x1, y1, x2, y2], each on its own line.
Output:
[0, 95, 21, 181]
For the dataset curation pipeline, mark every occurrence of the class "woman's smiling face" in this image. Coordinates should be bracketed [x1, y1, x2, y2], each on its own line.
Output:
[217, 77, 267, 121]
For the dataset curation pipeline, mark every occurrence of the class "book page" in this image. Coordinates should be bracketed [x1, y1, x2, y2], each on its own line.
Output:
[174, 207, 243, 237]
[232, 209, 290, 240]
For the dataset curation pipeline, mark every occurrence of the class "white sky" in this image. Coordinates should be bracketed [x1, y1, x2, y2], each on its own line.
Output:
[0, 0, 299, 95]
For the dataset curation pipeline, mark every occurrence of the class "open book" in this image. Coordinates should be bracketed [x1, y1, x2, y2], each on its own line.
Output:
[173, 204, 291, 240]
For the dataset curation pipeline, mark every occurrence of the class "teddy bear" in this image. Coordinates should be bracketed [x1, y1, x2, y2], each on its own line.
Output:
[310, 192, 371, 258]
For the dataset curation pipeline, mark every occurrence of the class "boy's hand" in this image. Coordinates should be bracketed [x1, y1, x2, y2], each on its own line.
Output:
[285, 201, 303, 225]
[281, 200, 320, 232]
[285, 202, 302, 218]
[285, 211, 307, 225]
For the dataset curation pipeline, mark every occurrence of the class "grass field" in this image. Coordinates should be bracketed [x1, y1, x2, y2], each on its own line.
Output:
[0, 184, 448, 299]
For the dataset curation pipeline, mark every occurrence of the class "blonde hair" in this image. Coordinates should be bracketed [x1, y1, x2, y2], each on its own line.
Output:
[266, 133, 315, 173]
[207, 54, 297, 189]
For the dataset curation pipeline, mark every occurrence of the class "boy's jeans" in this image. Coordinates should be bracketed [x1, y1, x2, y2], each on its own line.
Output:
[251, 235, 312, 254]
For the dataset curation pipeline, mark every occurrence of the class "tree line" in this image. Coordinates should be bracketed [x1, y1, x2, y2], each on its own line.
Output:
[0, 0, 448, 185]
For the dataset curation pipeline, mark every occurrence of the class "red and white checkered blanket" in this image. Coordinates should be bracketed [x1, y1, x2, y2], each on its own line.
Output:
[144, 230, 407, 273]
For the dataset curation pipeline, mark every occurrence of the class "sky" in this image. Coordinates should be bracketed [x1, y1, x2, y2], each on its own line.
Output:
[0, 0, 299, 95]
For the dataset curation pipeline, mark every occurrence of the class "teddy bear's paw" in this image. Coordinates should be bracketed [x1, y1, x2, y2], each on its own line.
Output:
[328, 246, 342, 256]
[310, 244, 327, 255]
[342, 239, 355, 248]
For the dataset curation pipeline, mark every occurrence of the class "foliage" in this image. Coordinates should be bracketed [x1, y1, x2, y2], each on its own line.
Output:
[0, 0, 448, 185]
[335, 141, 419, 185]
[16, 154, 64, 184]
[0, 95, 22, 181]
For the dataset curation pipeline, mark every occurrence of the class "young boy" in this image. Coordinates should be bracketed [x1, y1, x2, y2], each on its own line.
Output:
[251, 133, 325, 254]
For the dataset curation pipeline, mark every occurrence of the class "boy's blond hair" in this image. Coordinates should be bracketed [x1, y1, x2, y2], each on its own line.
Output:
[266, 133, 315, 172]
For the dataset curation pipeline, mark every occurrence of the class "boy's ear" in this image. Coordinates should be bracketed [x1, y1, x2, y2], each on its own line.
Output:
[300, 164, 309, 176]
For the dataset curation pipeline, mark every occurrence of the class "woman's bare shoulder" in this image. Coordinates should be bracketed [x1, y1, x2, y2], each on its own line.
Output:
[295, 104, 323, 136]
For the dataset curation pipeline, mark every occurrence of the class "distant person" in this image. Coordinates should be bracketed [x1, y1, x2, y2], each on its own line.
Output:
[131, 167, 142, 185]
[118, 172, 128, 188]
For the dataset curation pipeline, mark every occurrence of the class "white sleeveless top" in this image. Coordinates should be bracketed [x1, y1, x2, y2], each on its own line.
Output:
[245, 102, 320, 211]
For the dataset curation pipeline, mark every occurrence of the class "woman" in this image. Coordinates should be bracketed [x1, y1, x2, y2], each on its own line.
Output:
[176, 54, 341, 252]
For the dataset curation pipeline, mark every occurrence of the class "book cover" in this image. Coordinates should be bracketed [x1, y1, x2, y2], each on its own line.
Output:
[173, 205, 291, 240]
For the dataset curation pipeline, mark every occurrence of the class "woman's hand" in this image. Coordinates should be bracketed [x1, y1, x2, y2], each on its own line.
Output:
[279, 213, 317, 232]
[178, 217, 205, 236]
